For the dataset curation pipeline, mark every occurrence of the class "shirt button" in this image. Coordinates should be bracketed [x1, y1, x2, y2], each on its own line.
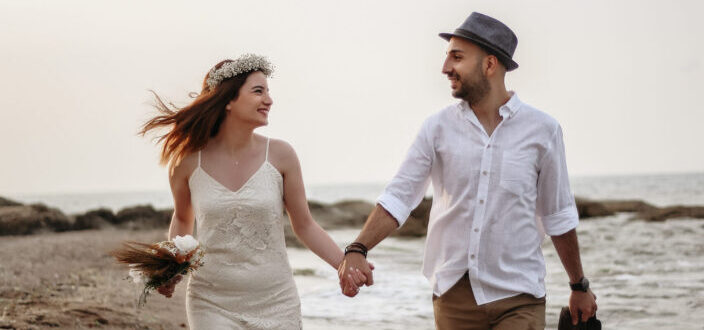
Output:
[474, 228, 479, 232]
[470, 254, 476, 259]
[479, 199, 485, 204]
[486, 144, 491, 149]
[482, 171, 488, 175]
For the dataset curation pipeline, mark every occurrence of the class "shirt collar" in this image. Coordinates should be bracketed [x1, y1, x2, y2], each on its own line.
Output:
[459, 91, 522, 121]
[499, 91, 521, 119]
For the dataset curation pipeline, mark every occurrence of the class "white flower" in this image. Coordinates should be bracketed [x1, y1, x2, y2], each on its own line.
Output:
[128, 268, 146, 284]
[206, 53, 274, 90]
[173, 235, 199, 255]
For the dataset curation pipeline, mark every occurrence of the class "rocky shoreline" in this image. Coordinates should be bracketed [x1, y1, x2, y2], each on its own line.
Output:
[1, 195, 703, 329]
[1, 195, 703, 243]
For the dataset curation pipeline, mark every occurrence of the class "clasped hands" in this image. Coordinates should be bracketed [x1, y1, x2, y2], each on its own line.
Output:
[337, 252, 375, 297]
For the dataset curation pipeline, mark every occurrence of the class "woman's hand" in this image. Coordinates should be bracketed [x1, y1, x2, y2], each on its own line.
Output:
[156, 274, 183, 298]
[338, 261, 375, 297]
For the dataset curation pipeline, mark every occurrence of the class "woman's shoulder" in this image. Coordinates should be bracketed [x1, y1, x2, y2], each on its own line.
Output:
[170, 151, 200, 181]
[262, 136, 298, 170]
[266, 137, 295, 154]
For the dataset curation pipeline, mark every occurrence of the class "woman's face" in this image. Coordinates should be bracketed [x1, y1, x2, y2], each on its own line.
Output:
[226, 71, 273, 127]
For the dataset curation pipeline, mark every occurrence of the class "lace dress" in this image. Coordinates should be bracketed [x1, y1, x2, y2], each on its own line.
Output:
[185, 139, 301, 329]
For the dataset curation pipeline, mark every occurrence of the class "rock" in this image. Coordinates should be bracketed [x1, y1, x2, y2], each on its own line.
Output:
[0, 196, 23, 207]
[0, 206, 41, 235]
[4, 191, 699, 241]
[30, 204, 73, 232]
[393, 198, 432, 237]
[573, 198, 703, 221]
[0, 203, 174, 236]
[330, 200, 374, 226]
[307, 200, 327, 210]
[306, 200, 374, 230]
[574, 197, 615, 218]
[393, 216, 428, 237]
[574, 198, 660, 218]
[160, 208, 174, 219]
[114, 205, 171, 229]
[73, 208, 116, 230]
[634, 206, 704, 222]
[410, 198, 433, 220]
[283, 200, 375, 247]
[333, 200, 374, 216]
[283, 222, 304, 248]
[0, 204, 71, 235]
[599, 200, 658, 213]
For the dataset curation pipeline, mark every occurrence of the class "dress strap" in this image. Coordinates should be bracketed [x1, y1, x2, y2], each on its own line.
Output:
[265, 138, 270, 162]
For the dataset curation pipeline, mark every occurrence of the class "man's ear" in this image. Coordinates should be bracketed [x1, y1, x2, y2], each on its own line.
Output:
[485, 55, 500, 77]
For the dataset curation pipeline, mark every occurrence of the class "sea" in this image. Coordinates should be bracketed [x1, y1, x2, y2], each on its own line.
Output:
[8, 172, 704, 329]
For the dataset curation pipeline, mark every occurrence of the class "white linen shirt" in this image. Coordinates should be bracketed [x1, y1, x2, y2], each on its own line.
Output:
[377, 93, 579, 305]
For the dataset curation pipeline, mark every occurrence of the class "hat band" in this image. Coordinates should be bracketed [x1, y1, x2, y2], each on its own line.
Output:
[452, 28, 512, 59]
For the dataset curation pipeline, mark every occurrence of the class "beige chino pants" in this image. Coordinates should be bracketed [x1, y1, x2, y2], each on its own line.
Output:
[433, 273, 546, 330]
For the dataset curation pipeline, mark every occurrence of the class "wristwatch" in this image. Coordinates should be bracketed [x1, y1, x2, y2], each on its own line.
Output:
[570, 277, 589, 292]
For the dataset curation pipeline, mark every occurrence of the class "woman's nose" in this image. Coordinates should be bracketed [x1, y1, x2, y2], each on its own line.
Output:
[263, 93, 273, 105]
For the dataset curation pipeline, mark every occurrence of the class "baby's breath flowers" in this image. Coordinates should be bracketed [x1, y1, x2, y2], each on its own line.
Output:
[111, 235, 205, 307]
[206, 53, 274, 90]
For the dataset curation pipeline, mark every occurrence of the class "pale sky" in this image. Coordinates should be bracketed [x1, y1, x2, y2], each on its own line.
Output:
[1, 0, 702, 195]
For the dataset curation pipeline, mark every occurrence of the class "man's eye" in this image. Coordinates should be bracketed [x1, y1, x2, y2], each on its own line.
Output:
[454, 56, 462, 60]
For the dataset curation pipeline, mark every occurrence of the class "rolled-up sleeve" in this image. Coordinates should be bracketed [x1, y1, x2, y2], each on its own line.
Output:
[536, 125, 579, 236]
[377, 119, 434, 226]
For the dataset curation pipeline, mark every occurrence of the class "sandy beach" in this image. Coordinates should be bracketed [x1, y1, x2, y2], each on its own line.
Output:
[0, 228, 189, 329]
[2, 215, 704, 329]
[0, 227, 379, 330]
[3, 173, 704, 329]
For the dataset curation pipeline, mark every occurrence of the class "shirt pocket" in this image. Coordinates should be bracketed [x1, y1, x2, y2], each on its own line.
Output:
[499, 152, 537, 196]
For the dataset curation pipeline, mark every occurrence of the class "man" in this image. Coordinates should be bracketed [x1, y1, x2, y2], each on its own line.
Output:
[338, 12, 597, 329]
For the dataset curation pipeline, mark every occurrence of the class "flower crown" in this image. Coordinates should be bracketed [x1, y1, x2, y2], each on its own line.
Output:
[206, 54, 274, 90]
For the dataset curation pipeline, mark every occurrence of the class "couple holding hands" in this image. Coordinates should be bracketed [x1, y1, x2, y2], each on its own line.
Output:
[144, 12, 597, 330]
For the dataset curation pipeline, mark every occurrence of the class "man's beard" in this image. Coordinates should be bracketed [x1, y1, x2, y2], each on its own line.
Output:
[451, 63, 490, 105]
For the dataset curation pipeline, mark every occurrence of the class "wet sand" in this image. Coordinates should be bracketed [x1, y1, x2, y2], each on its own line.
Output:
[3, 216, 704, 329]
[0, 228, 370, 329]
[0, 229, 189, 329]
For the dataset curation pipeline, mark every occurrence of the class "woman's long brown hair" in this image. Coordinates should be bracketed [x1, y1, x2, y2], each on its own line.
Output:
[140, 60, 258, 168]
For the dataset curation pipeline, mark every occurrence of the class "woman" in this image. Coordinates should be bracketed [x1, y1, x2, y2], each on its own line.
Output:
[141, 54, 366, 329]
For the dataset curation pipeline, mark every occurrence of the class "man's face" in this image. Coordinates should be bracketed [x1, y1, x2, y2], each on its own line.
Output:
[441, 37, 491, 105]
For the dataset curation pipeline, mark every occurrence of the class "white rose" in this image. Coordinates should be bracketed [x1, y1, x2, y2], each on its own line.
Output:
[173, 235, 199, 255]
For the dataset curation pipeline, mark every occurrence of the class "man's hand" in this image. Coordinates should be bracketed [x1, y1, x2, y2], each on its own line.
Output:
[338, 253, 374, 297]
[336, 204, 397, 297]
[569, 289, 597, 325]
[156, 274, 182, 298]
